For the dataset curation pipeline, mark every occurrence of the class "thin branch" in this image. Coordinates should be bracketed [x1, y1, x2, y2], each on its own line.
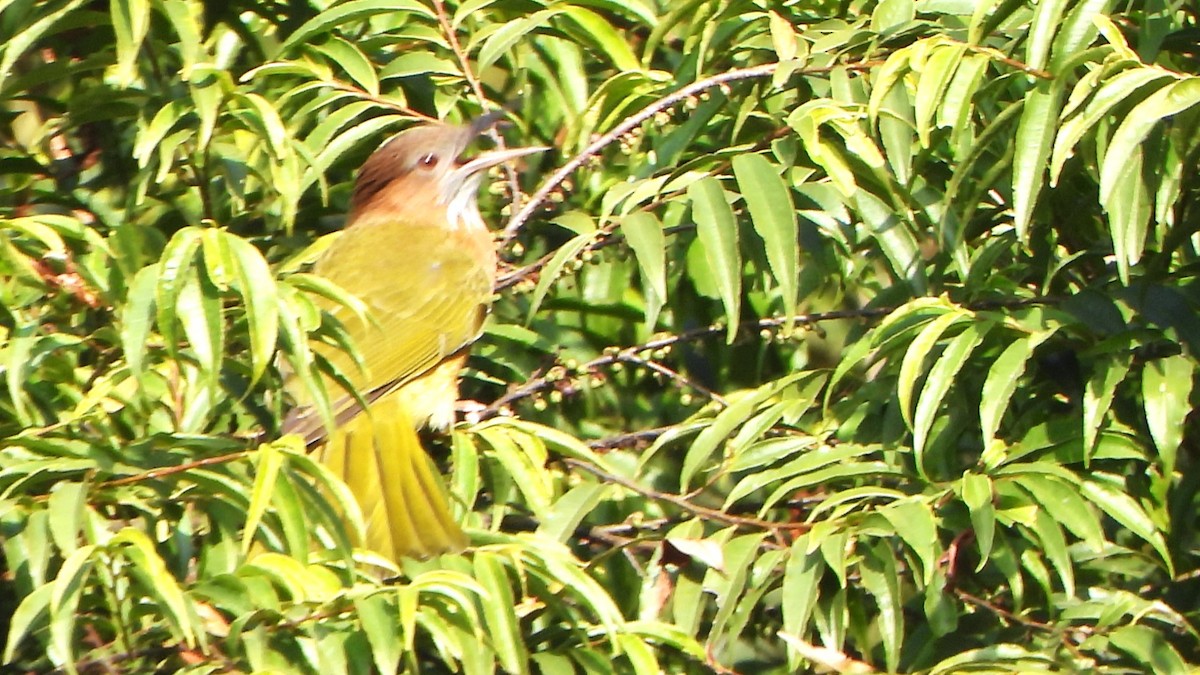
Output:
[500, 59, 893, 244]
[502, 62, 776, 243]
[99, 450, 252, 488]
[482, 295, 1063, 420]
[324, 81, 434, 121]
[587, 426, 672, 450]
[961, 41, 1054, 79]
[617, 352, 729, 406]
[562, 458, 807, 539]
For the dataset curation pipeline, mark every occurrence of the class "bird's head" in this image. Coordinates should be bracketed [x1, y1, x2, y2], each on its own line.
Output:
[348, 115, 545, 229]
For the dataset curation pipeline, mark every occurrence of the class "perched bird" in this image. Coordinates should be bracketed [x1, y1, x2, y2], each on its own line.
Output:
[283, 116, 544, 560]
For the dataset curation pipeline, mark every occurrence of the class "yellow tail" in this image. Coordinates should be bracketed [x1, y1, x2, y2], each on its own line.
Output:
[315, 395, 466, 560]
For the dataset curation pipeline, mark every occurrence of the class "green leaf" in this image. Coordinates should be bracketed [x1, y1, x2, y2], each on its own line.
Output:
[238, 92, 289, 160]
[50, 545, 96, 675]
[561, 5, 640, 72]
[960, 473, 995, 566]
[732, 154, 799, 330]
[477, 9, 563, 70]
[682, 380, 796, 492]
[223, 232, 279, 385]
[525, 231, 595, 322]
[0, 0, 88, 95]
[110, 0, 150, 86]
[915, 42, 967, 147]
[708, 532, 767, 650]
[538, 483, 608, 544]
[1082, 352, 1132, 461]
[854, 189, 924, 292]
[980, 328, 1056, 451]
[354, 593, 402, 675]
[912, 320, 990, 473]
[278, 0, 435, 55]
[1100, 78, 1200, 206]
[5, 320, 36, 426]
[858, 540, 902, 673]
[782, 534, 824, 667]
[1052, 68, 1175, 184]
[311, 37, 380, 95]
[1142, 354, 1194, 476]
[1030, 508, 1073, 596]
[133, 100, 188, 168]
[1025, 0, 1069, 72]
[1109, 624, 1189, 675]
[688, 177, 742, 343]
[111, 529, 197, 647]
[474, 554, 528, 674]
[1081, 475, 1173, 574]
[1012, 80, 1063, 243]
[1105, 148, 1151, 283]
[879, 499, 939, 585]
[2, 583, 53, 664]
[175, 266, 223, 393]
[1049, 0, 1117, 73]
[1013, 473, 1104, 550]
[242, 443, 284, 556]
[897, 309, 966, 429]
[47, 482, 86, 554]
[620, 212, 666, 328]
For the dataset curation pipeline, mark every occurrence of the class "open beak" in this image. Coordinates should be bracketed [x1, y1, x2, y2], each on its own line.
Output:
[458, 145, 548, 177]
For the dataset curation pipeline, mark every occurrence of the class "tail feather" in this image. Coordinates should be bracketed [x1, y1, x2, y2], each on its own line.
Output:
[315, 395, 466, 560]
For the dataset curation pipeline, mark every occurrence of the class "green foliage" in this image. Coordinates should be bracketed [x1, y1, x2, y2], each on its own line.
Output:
[2, 0, 1200, 672]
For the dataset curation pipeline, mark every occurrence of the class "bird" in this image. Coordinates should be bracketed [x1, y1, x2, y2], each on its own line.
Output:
[282, 115, 545, 561]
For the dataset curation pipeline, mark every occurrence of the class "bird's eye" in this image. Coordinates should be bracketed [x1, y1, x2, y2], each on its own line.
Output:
[418, 153, 438, 167]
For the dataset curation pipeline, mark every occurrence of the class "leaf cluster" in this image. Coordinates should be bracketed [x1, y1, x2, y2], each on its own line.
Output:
[1, 0, 1199, 673]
